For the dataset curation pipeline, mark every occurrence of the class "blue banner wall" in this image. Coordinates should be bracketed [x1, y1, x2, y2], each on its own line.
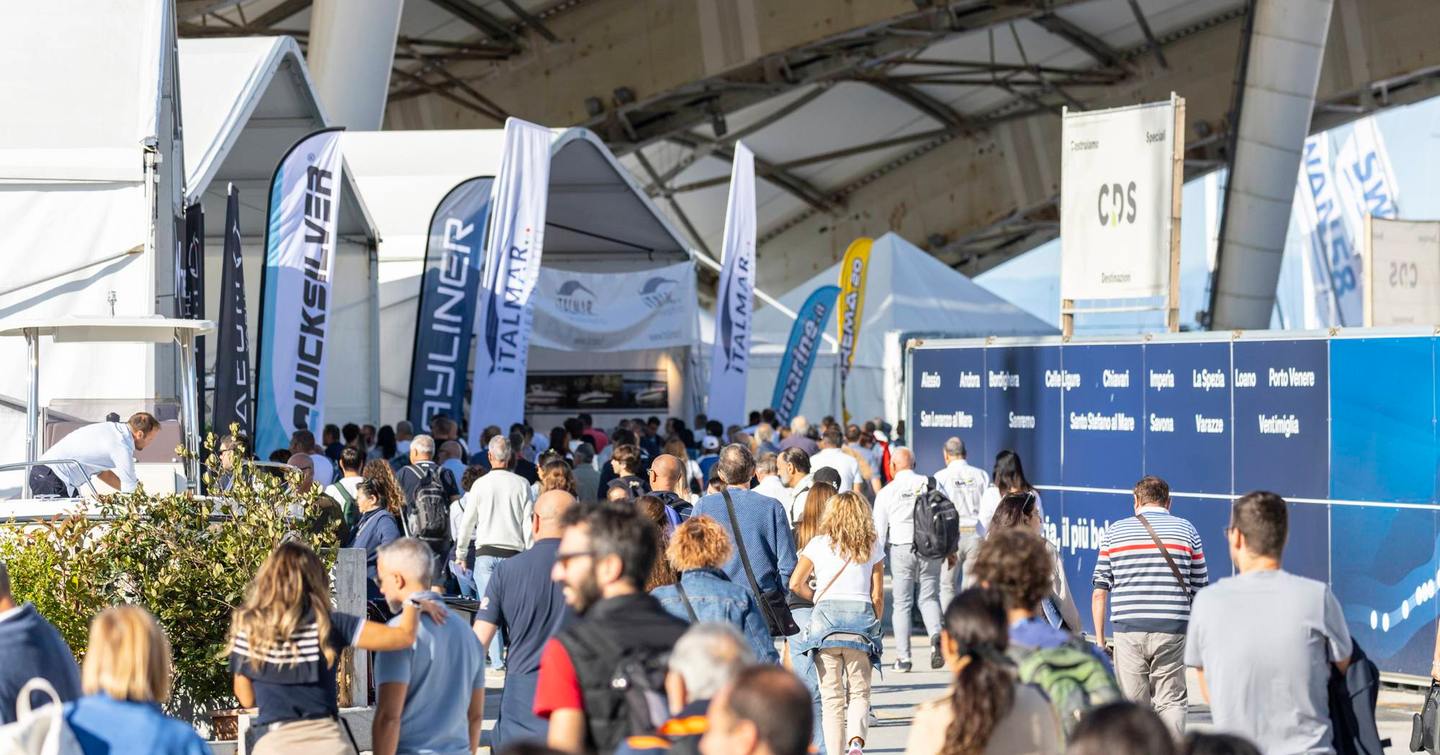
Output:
[907, 332, 1440, 676]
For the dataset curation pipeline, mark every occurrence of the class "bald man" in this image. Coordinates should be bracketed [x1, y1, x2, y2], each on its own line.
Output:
[472, 490, 577, 746]
[647, 454, 693, 519]
[872, 446, 946, 671]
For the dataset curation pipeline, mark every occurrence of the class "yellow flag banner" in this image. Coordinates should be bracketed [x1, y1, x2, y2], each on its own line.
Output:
[836, 237, 872, 423]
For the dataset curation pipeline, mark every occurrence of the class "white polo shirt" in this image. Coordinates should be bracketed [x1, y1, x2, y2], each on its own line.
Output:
[39, 422, 139, 493]
[872, 469, 930, 548]
[810, 447, 860, 492]
[932, 458, 989, 528]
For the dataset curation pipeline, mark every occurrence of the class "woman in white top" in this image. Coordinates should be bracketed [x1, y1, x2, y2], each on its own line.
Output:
[978, 450, 1043, 534]
[904, 587, 1062, 755]
[988, 492, 1082, 633]
[788, 491, 885, 755]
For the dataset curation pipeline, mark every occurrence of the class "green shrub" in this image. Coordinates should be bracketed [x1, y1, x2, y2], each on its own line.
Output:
[0, 431, 338, 717]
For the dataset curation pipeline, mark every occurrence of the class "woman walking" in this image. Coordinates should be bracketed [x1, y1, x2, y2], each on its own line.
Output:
[228, 540, 444, 754]
[978, 450, 1043, 534]
[788, 481, 839, 746]
[62, 606, 210, 755]
[651, 515, 778, 662]
[904, 587, 1062, 754]
[789, 490, 885, 755]
[988, 493, 1081, 632]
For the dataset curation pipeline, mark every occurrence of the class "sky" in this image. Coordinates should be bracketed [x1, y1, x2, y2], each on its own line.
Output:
[975, 96, 1440, 334]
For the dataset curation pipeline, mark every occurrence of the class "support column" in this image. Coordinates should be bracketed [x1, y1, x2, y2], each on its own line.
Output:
[308, 0, 406, 130]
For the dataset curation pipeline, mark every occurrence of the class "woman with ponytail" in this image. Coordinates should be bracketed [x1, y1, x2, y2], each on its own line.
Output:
[905, 587, 1062, 755]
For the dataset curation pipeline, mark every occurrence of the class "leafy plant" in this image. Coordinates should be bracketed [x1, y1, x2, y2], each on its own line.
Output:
[0, 429, 339, 718]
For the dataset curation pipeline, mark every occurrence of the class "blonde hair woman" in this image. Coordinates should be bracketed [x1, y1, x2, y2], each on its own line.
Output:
[788, 491, 886, 755]
[229, 540, 444, 754]
[61, 606, 209, 755]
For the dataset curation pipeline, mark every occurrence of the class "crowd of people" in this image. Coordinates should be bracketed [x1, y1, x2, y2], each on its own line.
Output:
[0, 407, 1389, 755]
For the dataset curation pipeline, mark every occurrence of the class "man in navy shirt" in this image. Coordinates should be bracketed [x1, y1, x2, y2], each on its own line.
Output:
[473, 489, 577, 747]
[691, 444, 797, 599]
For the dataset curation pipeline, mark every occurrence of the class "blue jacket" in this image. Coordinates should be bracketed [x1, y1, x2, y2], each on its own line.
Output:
[0, 603, 81, 724]
[350, 507, 402, 601]
[652, 568, 779, 664]
[691, 488, 797, 594]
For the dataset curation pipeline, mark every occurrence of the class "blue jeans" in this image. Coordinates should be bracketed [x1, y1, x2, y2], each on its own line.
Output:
[788, 606, 824, 749]
[474, 555, 508, 669]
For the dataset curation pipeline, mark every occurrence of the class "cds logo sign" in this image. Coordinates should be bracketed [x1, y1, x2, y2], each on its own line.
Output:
[555, 280, 597, 315]
[639, 276, 679, 309]
[1097, 181, 1138, 226]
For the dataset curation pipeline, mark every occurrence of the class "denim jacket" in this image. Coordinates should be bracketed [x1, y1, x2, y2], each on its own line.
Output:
[797, 599, 884, 668]
[652, 568, 779, 663]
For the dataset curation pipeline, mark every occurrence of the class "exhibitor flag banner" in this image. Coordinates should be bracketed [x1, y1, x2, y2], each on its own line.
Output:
[255, 128, 344, 457]
[705, 141, 756, 428]
[531, 261, 697, 352]
[1059, 98, 1178, 300]
[408, 176, 494, 432]
[213, 185, 252, 439]
[181, 201, 206, 423]
[1335, 117, 1400, 236]
[836, 237, 872, 423]
[1296, 134, 1361, 327]
[771, 284, 839, 426]
[467, 118, 553, 447]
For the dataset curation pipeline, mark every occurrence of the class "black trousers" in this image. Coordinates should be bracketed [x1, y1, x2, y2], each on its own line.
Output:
[28, 466, 74, 498]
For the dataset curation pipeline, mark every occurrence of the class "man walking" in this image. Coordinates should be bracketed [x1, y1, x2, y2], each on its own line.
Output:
[810, 428, 860, 494]
[473, 490, 577, 747]
[699, 666, 813, 755]
[456, 435, 535, 670]
[691, 445, 798, 624]
[931, 437, 989, 603]
[372, 538, 485, 755]
[616, 623, 756, 754]
[398, 434, 461, 584]
[1186, 491, 1351, 754]
[753, 452, 788, 503]
[1092, 475, 1208, 738]
[775, 447, 813, 525]
[871, 447, 944, 671]
[534, 501, 689, 753]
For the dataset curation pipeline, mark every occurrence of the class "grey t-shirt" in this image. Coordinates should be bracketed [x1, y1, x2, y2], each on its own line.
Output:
[1185, 569, 1352, 755]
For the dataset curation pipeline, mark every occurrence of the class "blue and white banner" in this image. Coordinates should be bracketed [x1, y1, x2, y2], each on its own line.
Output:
[1335, 116, 1400, 243]
[467, 119, 552, 447]
[531, 262, 697, 352]
[1296, 134, 1361, 328]
[408, 176, 494, 432]
[255, 128, 344, 457]
[770, 284, 839, 426]
[705, 142, 756, 428]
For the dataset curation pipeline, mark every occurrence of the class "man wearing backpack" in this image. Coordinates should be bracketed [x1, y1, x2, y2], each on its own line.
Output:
[931, 437, 989, 605]
[535, 501, 688, 754]
[324, 446, 365, 536]
[972, 528, 1118, 735]
[397, 435, 461, 593]
[1091, 476, 1208, 739]
[456, 435, 536, 670]
[872, 447, 946, 672]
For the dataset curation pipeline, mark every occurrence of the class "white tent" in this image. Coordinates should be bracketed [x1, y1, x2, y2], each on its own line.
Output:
[704, 231, 1057, 425]
[179, 36, 381, 432]
[341, 129, 699, 430]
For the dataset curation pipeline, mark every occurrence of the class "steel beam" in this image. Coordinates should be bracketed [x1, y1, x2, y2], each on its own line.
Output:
[1031, 12, 1125, 69]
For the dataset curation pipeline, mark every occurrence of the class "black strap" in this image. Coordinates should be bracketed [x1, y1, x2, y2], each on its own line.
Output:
[1137, 514, 1192, 600]
[721, 488, 782, 630]
[673, 577, 698, 622]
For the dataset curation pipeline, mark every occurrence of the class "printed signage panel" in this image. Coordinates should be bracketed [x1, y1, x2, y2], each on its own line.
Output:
[1368, 219, 1440, 326]
[1330, 505, 1439, 675]
[1142, 341, 1231, 495]
[983, 345, 1062, 485]
[910, 346, 986, 473]
[1060, 99, 1177, 300]
[1061, 344, 1143, 488]
[1231, 339, 1329, 499]
[1330, 338, 1437, 503]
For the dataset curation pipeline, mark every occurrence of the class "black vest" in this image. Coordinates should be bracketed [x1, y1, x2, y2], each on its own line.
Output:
[556, 592, 689, 754]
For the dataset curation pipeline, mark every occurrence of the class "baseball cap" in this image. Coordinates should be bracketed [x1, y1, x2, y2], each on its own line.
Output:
[813, 467, 842, 488]
[702, 435, 721, 451]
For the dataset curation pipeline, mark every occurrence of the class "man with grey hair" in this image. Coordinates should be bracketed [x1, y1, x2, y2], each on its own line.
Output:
[932, 436, 989, 604]
[373, 539, 485, 755]
[753, 452, 787, 503]
[616, 623, 756, 755]
[0, 562, 81, 724]
[456, 433, 535, 670]
[398, 434, 461, 589]
[778, 415, 819, 456]
[692, 444, 797, 636]
[872, 446, 945, 671]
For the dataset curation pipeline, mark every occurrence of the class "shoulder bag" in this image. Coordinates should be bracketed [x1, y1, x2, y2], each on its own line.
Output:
[1136, 514, 1193, 602]
[722, 489, 800, 636]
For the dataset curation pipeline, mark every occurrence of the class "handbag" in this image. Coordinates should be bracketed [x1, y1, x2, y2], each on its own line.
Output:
[722, 489, 800, 636]
[1411, 680, 1440, 753]
[0, 678, 82, 755]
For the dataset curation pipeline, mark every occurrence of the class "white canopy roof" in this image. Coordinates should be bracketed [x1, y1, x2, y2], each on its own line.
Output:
[0, 316, 215, 343]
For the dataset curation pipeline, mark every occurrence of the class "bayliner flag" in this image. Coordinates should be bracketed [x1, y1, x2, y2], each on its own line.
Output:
[771, 284, 839, 427]
[181, 202, 206, 423]
[409, 176, 494, 432]
[213, 185, 253, 440]
[836, 237, 872, 423]
[467, 119, 552, 447]
[706, 142, 756, 428]
[255, 128, 344, 457]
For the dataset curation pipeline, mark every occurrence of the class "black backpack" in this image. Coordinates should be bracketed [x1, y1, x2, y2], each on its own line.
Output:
[1329, 639, 1389, 755]
[403, 464, 451, 540]
[912, 476, 961, 560]
[564, 622, 672, 753]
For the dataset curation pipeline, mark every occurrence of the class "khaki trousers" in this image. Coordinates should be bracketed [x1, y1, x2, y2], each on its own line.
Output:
[815, 647, 872, 755]
[251, 717, 355, 755]
[1113, 631, 1188, 739]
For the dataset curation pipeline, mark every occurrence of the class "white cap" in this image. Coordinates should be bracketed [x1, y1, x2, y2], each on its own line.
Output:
[702, 435, 721, 451]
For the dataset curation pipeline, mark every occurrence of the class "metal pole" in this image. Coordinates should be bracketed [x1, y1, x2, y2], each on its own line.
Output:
[178, 330, 200, 491]
[23, 328, 38, 497]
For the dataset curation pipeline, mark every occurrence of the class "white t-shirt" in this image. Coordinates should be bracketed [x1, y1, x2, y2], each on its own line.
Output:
[933, 459, 989, 526]
[810, 448, 860, 492]
[872, 469, 929, 547]
[801, 534, 884, 604]
[40, 422, 139, 493]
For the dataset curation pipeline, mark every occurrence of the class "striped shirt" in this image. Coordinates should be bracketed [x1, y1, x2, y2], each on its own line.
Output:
[1092, 506, 1208, 634]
